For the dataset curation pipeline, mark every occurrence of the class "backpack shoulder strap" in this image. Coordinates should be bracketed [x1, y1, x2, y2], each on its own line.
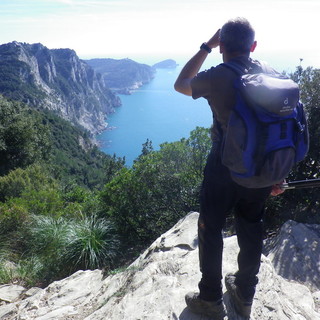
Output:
[257, 60, 268, 73]
[220, 61, 247, 76]
[255, 60, 277, 75]
[221, 59, 275, 76]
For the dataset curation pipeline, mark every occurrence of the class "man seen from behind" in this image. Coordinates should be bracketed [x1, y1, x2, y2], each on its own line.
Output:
[174, 17, 284, 319]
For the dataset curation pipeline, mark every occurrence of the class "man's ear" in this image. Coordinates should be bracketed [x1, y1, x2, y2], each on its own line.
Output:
[250, 41, 257, 52]
[219, 41, 224, 54]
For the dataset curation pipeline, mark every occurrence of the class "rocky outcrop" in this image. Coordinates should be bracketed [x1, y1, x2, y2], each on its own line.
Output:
[0, 212, 319, 319]
[267, 220, 320, 292]
[0, 42, 121, 135]
[85, 58, 155, 94]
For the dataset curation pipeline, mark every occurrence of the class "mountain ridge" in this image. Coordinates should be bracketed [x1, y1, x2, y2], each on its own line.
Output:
[0, 41, 177, 135]
[85, 58, 155, 94]
[0, 41, 120, 135]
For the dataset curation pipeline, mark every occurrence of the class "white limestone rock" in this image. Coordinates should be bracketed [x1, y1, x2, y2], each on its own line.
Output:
[0, 212, 319, 320]
[268, 220, 320, 292]
[0, 285, 25, 303]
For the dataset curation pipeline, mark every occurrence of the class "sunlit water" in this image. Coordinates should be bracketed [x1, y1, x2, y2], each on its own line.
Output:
[97, 67, 213, 166]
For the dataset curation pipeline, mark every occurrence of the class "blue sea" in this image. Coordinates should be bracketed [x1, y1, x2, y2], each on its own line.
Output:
[97, 66, 213, 166]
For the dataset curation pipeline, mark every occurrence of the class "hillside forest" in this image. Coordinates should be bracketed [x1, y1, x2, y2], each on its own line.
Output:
[0, 64, 319, 289]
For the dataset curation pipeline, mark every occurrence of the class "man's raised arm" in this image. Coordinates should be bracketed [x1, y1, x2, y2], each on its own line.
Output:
[174, 29, 221, 96]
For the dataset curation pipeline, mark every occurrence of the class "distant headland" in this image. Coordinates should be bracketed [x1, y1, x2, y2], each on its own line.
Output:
[152, 59, 178, 69]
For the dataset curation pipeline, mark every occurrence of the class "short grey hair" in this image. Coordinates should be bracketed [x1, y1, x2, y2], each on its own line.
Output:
[220, 17, 255, 54]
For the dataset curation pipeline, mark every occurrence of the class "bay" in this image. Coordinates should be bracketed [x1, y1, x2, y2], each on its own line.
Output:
[97, 67, 213, 166]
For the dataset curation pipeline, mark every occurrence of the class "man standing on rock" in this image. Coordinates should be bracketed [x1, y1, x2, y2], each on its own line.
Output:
[174, 17, 284, 319]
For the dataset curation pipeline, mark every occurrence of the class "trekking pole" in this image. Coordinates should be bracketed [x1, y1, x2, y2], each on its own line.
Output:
[282, 178, 320, 190]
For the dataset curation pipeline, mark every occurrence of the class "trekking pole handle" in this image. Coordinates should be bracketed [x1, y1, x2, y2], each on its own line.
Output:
[282, 178, 320, 190]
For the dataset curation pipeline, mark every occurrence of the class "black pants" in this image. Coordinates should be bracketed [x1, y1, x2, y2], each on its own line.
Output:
[198, 150, 271, 301]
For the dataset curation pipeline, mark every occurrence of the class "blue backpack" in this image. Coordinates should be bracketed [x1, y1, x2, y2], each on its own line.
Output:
[221, 61, 309, 188]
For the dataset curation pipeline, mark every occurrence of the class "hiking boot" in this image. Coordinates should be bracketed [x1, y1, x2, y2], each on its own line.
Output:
[185, 292, 226, 319]
[225, 273, 253, 319]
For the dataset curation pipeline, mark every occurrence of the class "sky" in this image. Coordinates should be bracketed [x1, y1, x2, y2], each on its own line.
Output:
[0, 0, 319, 71]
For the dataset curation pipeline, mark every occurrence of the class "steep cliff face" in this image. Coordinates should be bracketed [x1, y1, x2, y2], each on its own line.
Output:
[85, 58, 155, 94]
[0, 42, 121, 135]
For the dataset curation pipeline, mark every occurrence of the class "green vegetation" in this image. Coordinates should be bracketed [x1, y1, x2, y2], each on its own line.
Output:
[0, 60, 46, 104]
[0, 96, 50, 176]
[40, 109, 125, 189]
[265, 66, 320, 228]
[0, 65, 319, 289]
[100, 127, 211, 247]
[0, 95, 124, 286]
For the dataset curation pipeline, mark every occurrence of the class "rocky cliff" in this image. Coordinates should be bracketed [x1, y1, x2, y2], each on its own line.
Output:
[85, 58, 155, 94]
[0, 42, 121, 135]
[0, 212, 319, 319]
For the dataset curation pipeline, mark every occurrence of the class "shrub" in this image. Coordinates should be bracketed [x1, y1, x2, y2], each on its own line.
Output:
[23, 214, 119, 284]
[0, 202, 29, 235]
[0, 256, 43, 287]
[0, 164, 57, 202]
[65, 215, 119, 270]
